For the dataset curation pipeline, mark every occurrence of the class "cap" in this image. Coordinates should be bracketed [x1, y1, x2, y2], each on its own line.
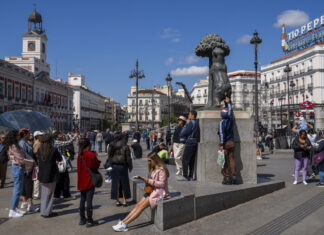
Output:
[19, 128, 30, 133]
[34, 131, 44, 137]
[177, 116, 187, 122]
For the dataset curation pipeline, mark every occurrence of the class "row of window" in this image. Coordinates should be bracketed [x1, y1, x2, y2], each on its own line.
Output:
[263, 59, 313, 83]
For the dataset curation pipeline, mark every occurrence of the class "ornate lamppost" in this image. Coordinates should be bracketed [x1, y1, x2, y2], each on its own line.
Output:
[129, 59, 145, 130]
[250, 30, 262, 131]
[166, 73, 172, 132]
[270, 100, 274, 130]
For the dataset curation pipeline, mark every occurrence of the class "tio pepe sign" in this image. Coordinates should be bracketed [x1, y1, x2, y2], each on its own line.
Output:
[281, 14, 324, 53]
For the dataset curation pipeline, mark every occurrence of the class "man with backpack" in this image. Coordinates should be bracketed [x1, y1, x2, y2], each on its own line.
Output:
[218, 97, 236, 185]
[0, 133, 8, 188]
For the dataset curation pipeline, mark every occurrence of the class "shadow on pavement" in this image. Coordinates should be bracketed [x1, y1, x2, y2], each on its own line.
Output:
[128, 221, 154, 231]
[97, 212, 129, 225]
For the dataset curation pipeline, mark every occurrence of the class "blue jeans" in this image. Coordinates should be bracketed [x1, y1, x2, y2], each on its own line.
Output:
[319, 161, 324, 183]
[10, 164, 24, 210]
[90, 141, 95, 152]
[98, 141, 102, 152]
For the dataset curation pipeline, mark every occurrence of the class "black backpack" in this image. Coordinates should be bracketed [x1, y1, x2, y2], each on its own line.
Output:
[0, 148, 9, 163]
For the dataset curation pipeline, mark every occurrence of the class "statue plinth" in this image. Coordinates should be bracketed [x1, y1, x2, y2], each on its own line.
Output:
[196, 109, 257, 184]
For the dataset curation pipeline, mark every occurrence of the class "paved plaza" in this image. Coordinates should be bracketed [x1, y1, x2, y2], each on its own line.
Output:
[0, 143, 323, 235]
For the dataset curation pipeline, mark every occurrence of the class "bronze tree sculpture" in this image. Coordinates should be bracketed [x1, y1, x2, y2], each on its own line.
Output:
[195, 34, 231, 108]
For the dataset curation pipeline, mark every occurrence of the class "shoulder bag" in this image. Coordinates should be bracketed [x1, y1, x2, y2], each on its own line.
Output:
[313, 151, 324, 165]
[81, 154, 103, 188]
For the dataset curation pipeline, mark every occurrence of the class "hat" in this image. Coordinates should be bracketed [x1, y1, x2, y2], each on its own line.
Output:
[178, 116, 187, 122]
[19, 128, 30, 133]
[34, 131, 44, 137]
[133, 139, 138, 143]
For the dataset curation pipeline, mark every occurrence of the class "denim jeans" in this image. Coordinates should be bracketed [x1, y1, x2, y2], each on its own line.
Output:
[319, 161, 324, 183]
[10, 164, 24, 210]
[90, 141, 95, 152]
[98, 141, 102, 152]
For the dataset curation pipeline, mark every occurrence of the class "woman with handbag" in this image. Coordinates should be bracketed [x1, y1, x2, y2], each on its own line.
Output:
[38, 134, 62, 217]
[292, 130, 312, 185]
[19, 129, 39, 213]
[108, 132, 132, 207]
[5, 130, 35, 218]
[77, 138, 101, 227]
[112, 152, 170, 232]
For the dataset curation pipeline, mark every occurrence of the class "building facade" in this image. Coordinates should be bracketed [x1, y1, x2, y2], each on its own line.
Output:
[190, 70, 260, 112]
[260, 43, 324, 129]
[127, 85, 190, 129]
[1, 10, 74, 131]
[68, 73, 114, 131]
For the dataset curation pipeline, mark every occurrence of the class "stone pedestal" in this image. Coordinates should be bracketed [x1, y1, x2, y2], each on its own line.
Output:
[197, 110, 257, 184]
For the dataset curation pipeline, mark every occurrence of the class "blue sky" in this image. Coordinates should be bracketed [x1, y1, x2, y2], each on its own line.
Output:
[0, 0, 323, 104]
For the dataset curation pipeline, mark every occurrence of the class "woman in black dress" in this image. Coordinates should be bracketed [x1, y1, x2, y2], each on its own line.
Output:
[108, 133, 132, 207]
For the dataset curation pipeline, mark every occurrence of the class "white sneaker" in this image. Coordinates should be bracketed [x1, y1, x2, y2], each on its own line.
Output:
[293, 181, 298, 185]
[8, 209, 23, 218]
[105, 179, 112, 183]
[15, 208, 26, 215]
[20, 202, 28, 209]
[303, 181, 308, 185]
[27, 204, 40, 213]
[257, 156, 262, 160]
[112, 222, 128, 232]
[106, 167, 113, 172]
[176, 171, 181, 176]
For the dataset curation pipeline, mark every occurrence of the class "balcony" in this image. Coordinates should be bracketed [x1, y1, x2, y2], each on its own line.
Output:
[203, 93, 207, 97]
[307, 66, 313, 71]
[28, 99, 33, 104]
[197, 94, 201, 98]
[307, 84, 313, 91]
[300, 69, 305, 74]
[22, 99, 26, 103]
[293, 71, 299, 76]
[15, 97, 20, 102]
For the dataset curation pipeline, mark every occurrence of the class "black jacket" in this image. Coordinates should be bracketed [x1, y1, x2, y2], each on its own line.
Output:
[38, 147, 62, 183]
[108, 145, 133, 171]
[173, 125, 184, 144]
[131, 143, 142, 159]
[292, 137, 311, 159]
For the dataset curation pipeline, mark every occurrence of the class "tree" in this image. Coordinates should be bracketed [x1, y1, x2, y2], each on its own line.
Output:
[162, 114, 178, 127]
[195, 34, 230, 67]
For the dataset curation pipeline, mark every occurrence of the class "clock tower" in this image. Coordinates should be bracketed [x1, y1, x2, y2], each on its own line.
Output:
[6, 9, 50, 74]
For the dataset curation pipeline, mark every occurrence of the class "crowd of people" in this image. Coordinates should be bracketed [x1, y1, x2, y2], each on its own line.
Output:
[0, 98, 323, 232]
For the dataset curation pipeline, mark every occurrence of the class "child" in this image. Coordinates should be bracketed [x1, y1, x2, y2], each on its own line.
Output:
[299, 117, 307, 131]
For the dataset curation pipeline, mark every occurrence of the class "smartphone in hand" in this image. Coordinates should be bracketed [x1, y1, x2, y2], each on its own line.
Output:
[133, 176, 140, 179]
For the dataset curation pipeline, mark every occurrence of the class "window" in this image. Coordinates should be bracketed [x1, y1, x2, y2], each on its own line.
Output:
[132, 99, 135, 105]
[15, 86, 19, 99]
[28, 88, 32, 101]
[54, 95, 57, 104]
[0, 82, 4, 97]
[8, 83, 12, 98]
[204, 99, 207, 104]
[22, 87, 26, 100]
[204, 89, 207, 94]
[139, 100, 142, 105]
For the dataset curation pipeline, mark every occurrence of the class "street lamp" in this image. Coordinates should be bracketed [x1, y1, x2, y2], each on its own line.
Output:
[151, 88, 155, 130]
[284, 64, 292, 141]
[250, 30, 262, 131]
[166, 73, 172, 132]
[129, 59, 145, 130]
[270, 100, 274, 130]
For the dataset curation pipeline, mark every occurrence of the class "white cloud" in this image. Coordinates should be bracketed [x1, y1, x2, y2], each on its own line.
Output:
[183, 54, 200, 64]
[171, 66, 208, 76]
[236, 34, 252, 44]
[161, 28, 181, 43]
[274, 10, 309, 28]
[165, 57, 174, 65]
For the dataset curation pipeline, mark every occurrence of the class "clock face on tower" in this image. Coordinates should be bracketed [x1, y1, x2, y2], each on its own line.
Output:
[28, 42, 35, 51]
